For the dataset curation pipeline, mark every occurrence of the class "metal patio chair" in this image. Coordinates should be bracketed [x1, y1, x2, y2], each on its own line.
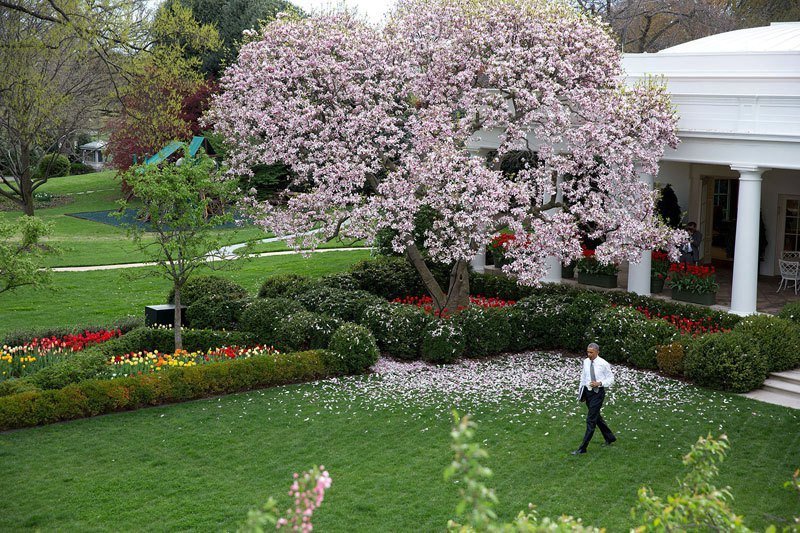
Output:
[778, 259, 800, 294]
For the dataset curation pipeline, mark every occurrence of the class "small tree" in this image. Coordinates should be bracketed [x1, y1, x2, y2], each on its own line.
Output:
[118, 153, 239, 349]
[0, 216, 54, 295]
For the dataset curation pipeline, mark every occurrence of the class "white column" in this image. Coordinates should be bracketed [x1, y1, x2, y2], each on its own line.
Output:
[471, 245, 486, 274]
[627, 172, 655, 295]
[729, 165, 768, 316]
[541, 176, 563, 283]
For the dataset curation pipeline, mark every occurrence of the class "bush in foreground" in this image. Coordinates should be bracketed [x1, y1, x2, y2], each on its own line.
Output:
[240, 298, 305, 344]
[421, 320, 465, 364]
[684, 331, 767, 392]
[778, 301, 800, 325]
[733, 315, 800, 372]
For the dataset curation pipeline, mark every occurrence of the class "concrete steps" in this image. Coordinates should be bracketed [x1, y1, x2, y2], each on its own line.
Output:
[742, 369, 800, 409]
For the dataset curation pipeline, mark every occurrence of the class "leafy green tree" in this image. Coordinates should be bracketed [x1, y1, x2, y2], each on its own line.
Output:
[117, 153, 239, 350]
[107, 3, 221, 171]
[0, 216, 54, 295]
[0, 6, 110, 214]
[164, 0, 302, 76]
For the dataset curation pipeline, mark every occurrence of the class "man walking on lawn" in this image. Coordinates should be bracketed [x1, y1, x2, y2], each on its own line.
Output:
[572, 342, 616, 455]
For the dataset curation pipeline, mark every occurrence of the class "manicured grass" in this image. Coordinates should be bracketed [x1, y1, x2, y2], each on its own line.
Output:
[0, 250, 371, 338]
[0, 172, 318, 267]
[0, 354, 797, 531]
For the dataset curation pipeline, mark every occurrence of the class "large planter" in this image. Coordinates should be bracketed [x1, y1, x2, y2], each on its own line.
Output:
[650, 277, 665, 294]
[562, 263, 575, 279]
[671, 288, 716, 305]
[577, 272, 617, 288]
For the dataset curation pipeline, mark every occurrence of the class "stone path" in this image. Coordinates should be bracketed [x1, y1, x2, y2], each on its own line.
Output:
[51, 247, 367, 272]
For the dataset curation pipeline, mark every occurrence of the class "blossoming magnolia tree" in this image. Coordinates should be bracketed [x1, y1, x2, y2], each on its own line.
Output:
[207, 0, 685, 313]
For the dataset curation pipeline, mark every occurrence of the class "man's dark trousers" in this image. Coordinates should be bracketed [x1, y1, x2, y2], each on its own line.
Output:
[579, 388, 615, 451]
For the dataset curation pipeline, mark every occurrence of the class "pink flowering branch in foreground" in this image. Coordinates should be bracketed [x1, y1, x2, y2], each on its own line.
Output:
[238, 466, 331, 533]
[207, 0, 687, 315]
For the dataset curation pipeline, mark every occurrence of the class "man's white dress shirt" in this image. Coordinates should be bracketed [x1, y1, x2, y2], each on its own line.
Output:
[576, 356, 615, 400]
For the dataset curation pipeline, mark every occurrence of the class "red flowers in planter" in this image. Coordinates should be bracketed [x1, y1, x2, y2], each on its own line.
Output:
[632, 306, 729, 336]
[489, 233, 515, 251]
[666, 263, 719, 294]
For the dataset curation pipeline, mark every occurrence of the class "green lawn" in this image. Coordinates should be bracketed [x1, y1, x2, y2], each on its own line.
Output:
[0, 353, 797, 531]
[1, 172, 359, 267]
[0, 250, 371, 338]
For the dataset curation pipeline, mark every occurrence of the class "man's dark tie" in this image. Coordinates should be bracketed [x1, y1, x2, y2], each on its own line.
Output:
[590, 360, 598, 392]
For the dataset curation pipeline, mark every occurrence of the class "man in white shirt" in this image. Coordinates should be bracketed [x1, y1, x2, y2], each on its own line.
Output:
[572, 342, 616, 455]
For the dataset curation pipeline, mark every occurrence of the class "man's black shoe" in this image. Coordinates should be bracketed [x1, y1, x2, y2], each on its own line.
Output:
[571, 449, 587, 455]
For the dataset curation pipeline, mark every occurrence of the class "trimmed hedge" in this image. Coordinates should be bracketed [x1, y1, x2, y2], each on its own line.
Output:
[733, 315, 800, 372]
[298, 286, 384, 322]
[455, 306, 511, 358]
[506, 294, 572, 351]
[778, 301, 800, 325]
[325, 323, 379, 374]
[0, 350, 330, 431]
[684, 331, 768, 392]
[258, 274, 318, 299]
[421, 320, 465, 364]
[360, 302, 431, 360]
[240, 298, 305, 344]
[187, 296, 250, 330]
[167, 276, 248, 306]
[586, 307, 676, 369]
[272, 311, 341, 352]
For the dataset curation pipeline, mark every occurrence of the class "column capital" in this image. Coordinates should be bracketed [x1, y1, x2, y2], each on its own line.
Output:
[730, 164, 770, 178]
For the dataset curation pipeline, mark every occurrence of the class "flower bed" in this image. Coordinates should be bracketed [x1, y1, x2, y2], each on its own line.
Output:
[631, 306, 729, 336]
[392, 294, 516, 317]
[1, 330, 122, 381]
[105, 345, 280, 378]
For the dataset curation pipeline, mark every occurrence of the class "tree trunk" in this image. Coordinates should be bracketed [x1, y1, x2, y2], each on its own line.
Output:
[446, 260, 471, 312]
[19, 147, 35, 216]
[406, 244, 471, 315]
[173, 284, 183, 351]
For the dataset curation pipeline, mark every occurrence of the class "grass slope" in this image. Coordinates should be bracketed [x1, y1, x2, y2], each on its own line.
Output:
[0, 250, 371, 338]
[0, 357, 797, 532]
[0, 172, 362, 267]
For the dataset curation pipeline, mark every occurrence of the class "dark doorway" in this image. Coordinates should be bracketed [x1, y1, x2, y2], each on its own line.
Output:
[711, 178, 739, 261]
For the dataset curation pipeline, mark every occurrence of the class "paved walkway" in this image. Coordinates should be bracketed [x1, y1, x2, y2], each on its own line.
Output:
[51, 247, 368, 272]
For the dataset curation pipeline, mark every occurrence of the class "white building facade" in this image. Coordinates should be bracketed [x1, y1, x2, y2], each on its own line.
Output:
[468, 22, 800, 316]
[622, 22, 800, 315]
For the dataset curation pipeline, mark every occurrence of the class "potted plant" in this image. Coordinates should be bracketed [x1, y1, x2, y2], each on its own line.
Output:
[576, 247, 618, 288]
[666, 263, 719, 305]
[488, 232, 515, 268]
[650, 250, 670, 293]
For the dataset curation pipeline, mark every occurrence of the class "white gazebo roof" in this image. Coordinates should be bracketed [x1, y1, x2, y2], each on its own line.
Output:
[78, 141, 107, 150]
[659, 22, 800, 54]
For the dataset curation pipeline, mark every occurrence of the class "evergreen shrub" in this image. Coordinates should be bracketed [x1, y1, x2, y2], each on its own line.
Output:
[733, 315, 800, 372]
[240, 298, 305, 343]
[326, 323, 379, 374]
[360, 302, 430, 359]
[258, 274, 318, 299]
[421, 320, 465, 364]
[684, 331, 768, 392]
[272, 311, 341, 352]
[37, 154, 70, 178]
[455, 306, 511, 358]
[778, 301, 800, 325]
[187, 296, 250, 330]
[586, 306, 676, 368]
[167, 275, 248, 306]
